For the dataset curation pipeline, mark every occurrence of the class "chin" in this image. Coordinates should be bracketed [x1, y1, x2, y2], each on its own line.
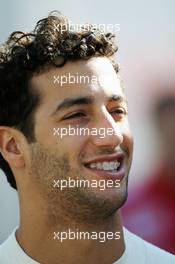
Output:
[79, 181, 128, 220]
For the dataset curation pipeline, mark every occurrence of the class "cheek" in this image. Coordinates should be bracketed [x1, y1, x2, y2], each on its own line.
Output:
[126, 133, 134, 156]
[121, 122, 133, 156]
[54, 134, 89, 163]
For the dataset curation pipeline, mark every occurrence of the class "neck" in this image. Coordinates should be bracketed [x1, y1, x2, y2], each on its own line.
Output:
[16, 189, 125, 264]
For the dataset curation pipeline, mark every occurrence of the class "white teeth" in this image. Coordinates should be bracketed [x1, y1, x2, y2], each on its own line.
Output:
[103, 162, 110, 170]
[88, 161, 120, 171]
[110, 161, 115, 170]
[114, 162, 120, 169]
[96, 163, 102, 169]
[89, 163, 96, 169]
[114, 163, 117, 170]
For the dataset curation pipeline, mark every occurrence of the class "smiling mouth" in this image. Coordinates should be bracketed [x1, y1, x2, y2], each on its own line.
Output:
[83, 154, 126, 180]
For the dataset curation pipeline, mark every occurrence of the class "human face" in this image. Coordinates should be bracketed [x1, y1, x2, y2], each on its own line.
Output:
[28, 57, 133, 221]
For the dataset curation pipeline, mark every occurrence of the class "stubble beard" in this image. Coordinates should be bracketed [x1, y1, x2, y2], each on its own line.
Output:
[29, 142, 129, 227]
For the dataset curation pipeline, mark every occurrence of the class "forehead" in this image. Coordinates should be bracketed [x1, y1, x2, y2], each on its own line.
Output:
[31, 57, 124, 114]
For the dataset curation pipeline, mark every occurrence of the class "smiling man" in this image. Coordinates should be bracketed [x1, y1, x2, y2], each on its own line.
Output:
[0, 12, 174, 264]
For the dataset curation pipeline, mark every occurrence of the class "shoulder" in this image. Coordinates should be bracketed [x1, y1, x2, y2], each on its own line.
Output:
[0, 227, 29, 264]
[0, 229, 17, 263]
[123, 228, 175, 264]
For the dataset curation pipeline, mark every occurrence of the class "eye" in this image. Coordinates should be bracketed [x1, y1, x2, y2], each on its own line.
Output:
[113, 108, 126, 114]
[110, 108, 127, 117]
[63, 112, 86, 120]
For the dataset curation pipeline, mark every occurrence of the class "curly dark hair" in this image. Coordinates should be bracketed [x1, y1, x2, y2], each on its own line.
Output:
[0, 11, 119, 190]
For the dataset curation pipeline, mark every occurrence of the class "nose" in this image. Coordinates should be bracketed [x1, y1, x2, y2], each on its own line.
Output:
[90, 107, 123, 148]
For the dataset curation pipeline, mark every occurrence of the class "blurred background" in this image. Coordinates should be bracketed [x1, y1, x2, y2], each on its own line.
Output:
[0, 0, 175, 254]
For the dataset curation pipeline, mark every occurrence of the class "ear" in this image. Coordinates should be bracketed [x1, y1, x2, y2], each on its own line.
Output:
[0, 126, 26, 168]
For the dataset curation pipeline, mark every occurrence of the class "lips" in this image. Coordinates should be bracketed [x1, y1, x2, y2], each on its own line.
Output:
[83, 153, 125, 165]
[83, 153, 126, 181]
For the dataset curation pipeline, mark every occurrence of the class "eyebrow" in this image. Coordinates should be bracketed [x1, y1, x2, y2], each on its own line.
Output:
[52, 94, 127, 115]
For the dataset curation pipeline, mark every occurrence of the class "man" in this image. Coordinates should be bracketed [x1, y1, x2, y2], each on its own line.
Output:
[0, 12, 174, 264]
